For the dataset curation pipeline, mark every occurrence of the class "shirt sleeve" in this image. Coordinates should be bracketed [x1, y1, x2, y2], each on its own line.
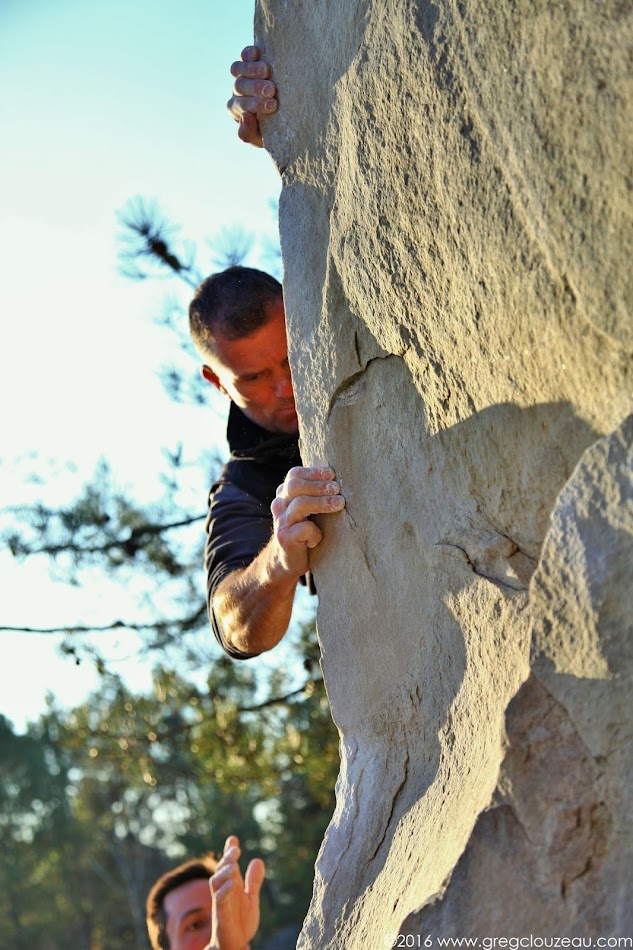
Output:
[205, 477, 273, 659]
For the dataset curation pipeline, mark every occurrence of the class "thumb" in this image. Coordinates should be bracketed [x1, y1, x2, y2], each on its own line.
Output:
[244, 858, 265, 899]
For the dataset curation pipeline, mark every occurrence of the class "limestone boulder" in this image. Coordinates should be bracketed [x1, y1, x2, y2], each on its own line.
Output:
[255, 0, 632, 945]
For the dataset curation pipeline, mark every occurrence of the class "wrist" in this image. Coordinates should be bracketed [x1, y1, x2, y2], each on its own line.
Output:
[267, 539, 308, 585]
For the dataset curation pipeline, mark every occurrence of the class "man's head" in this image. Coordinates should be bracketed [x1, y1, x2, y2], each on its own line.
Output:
[189, 266, 298, 435]
[146, 854, 216, 950]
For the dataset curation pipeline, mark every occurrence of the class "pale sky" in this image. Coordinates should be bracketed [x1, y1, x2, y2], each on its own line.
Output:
[0, 0, 288, 729]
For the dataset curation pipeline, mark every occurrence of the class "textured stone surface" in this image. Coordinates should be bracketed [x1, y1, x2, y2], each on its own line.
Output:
[255, 0, 632, 945]
[402, 417, 633, 937]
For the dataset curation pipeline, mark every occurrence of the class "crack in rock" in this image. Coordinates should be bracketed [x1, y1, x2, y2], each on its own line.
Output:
[327, 352, 405, 419]
[369, 752, 410, 862]
[331, 763, 365, 886]
[436, 535, 536, 591]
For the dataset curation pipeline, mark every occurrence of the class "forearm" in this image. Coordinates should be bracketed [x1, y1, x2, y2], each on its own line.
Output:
[213, 539, 299, 656]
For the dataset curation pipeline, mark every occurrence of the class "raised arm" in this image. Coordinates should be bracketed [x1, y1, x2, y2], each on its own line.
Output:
[213, 466, 345, 656]
[227, 46, 277, 147]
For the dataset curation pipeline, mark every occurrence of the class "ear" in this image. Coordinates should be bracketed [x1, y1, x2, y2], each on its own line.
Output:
[201, 364, 229, 398]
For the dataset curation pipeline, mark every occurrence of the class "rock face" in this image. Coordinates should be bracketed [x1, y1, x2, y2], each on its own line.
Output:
[255, 0, 632, 945]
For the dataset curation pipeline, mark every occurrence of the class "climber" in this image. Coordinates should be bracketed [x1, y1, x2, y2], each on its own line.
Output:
[190, 50, 344, 660]
[190, 267, 345, 660]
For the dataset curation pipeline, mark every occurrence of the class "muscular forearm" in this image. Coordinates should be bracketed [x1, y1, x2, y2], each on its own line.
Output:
[211, 466, 344, 657]
[213, 539, 300, 656]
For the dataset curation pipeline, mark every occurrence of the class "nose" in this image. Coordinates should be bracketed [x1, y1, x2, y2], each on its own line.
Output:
[273, 364, 294, 399]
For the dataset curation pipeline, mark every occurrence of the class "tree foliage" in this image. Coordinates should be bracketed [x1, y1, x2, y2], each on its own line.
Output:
[0, 645, 339, 948]
[0, 198, 339, 947]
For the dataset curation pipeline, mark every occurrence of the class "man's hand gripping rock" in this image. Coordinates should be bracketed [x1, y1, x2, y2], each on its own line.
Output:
[271, 466, 345, 579]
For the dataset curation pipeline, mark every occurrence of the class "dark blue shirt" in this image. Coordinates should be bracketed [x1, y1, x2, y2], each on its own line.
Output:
[205, 403, 303, 659]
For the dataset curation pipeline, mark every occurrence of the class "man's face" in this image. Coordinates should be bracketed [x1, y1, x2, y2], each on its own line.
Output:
[163, 878, 212, 950]
[201, 298, 299, 435]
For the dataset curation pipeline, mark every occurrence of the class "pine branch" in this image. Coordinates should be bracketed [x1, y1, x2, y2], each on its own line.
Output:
[20, 513, 206, 559]
[239, 680, 323, 713]
[0, 605, 207, 637]
[116, 197, 201, 288]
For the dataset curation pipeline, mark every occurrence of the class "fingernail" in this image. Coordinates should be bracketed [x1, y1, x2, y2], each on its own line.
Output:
[321, 468, 334, 479]
[330, 496, 345, 509]
[326, 481, 340, 494]
[264, 99, 277, 111]
[262, 82, 274, 96]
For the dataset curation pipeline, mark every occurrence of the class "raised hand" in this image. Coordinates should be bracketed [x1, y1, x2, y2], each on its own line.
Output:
[227, 46, 277, 147]
[207, 836, 265, 950]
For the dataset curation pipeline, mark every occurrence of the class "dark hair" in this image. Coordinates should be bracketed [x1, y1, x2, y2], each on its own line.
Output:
[145, 854, 217, 950]
[189, 266, 283, 360]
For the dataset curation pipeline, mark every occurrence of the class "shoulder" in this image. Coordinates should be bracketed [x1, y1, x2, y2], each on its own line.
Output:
[214, 450, 290, 510]
[206, 469, 273, 549]
[209, 467, 272, 515]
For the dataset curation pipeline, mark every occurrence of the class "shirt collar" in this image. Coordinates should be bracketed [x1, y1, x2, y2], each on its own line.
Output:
[226, 402, 299, 454]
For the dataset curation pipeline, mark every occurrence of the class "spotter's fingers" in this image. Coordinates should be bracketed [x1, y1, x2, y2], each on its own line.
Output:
[244, 858, 265, 897]
[223, 835, 239, 853]
[210, 861, 241, 894]
[213, 842, 241, 874]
